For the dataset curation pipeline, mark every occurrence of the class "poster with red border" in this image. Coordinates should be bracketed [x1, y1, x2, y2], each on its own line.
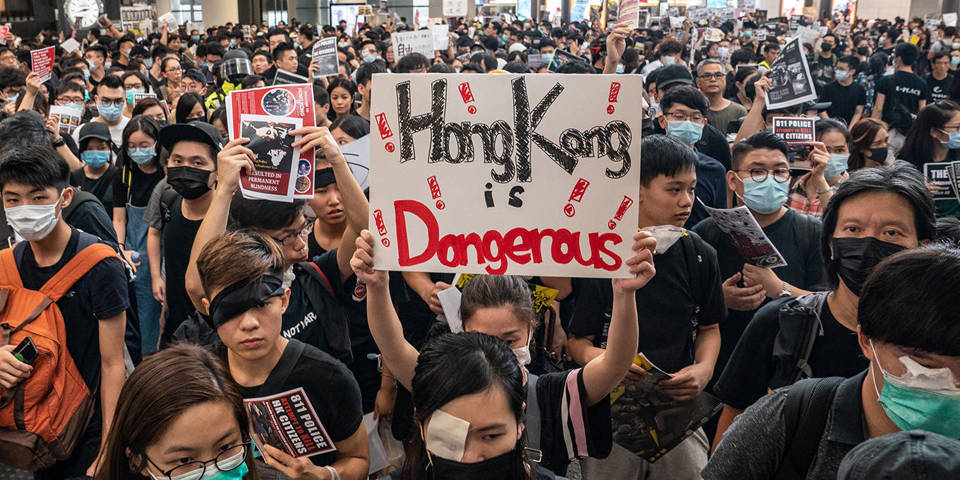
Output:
[30, 47, 55, 83]
[226, 83, 316, 202]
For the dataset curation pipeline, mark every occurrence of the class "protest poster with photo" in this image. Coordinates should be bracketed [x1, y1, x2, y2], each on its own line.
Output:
[619, 0, 640, 28]
[244, 387, 337, 459]
[158, 12, 177, 32]
[369, 74, 644, 278]
[431, 24, 449, 50]
[49, 104, 82, 136]
[340, 134, 370, 191]
[30, 47, 55, 83]
[133, 92, 157, 105]
[548, 49, 589, 72]
[946, 163, 960, 203]
[443, 0, 467, 17]
[392, 30, 435, 59]
[765, 37, 818, 110]
[274, 69, 310, 85]
[120, 5, 156, 32]
[226, 83, 316, 202]
[701, 203, 788, 268]
[0, 25, 8, 45]
[610, 353, 722, 462]
[700, 28, 723, 42]
[924, 162, 954, 201]
[945, 13, 958, 27]
[772, 116, 815, 169]
[312, 37, 339, 78]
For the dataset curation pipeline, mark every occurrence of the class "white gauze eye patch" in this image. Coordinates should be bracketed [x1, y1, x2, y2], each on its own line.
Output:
[425, 409, 470, 461]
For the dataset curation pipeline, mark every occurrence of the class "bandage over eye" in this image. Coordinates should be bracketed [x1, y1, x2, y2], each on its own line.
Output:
[208, 275, 284, 328]
[314, 167, 336, 187]
[424, 409, 470, 461]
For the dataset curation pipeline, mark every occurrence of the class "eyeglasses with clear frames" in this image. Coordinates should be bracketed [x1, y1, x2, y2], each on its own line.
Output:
[665, 111, 705, 123]
[145, 443, 246, 480]
[737, 168, 792, 183]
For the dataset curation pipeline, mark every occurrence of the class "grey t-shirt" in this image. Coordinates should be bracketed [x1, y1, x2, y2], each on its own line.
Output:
[706, 101, 748, 135]
[702, 371, 868, 480]
[144, 178, 171, 230]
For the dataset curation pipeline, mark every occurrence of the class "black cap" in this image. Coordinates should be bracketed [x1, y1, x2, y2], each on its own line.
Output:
[158, 121, 224, 154]
[78, 121, 112, 145]
[656, 64, 694, 91]
[838, 430, 960, 480]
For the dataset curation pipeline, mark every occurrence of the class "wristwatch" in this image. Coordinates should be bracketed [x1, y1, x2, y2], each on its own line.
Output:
[52, 137, 65, 148]
[779, 281, 792, 298]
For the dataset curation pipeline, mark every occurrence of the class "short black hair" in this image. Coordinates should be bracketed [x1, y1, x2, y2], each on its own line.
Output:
[762, 42, 781, 54]
[0, 66, 25, 89]
[330, 114, 370, 140]
[837, 55, 860, 70]
[97, 74, 124, 95]
[731, 130, 788, 170]
[0, 110, 50, 154]
[935, 217, 960, 246]
[660, 85, 709, 115]
[894, 42, 919, 65]
[356, 60, 387, 85]
[503, 61, 529, 73]
[640, 134, 697, 186]
[730, 48, 755, 67]
[57, 81, 85, 98]
[482, 35, 499, 51]
[272, 42, 295, 62]
[557, 61, 594, 74]
[860, 244, 960, 356]
[86, 45, 106, 59]
[312, 83, 329, 107]
[230, 193, 306, 231]
[428, 62, 455, 73]
[820, 160, 935, 286]
[0, 144, 70, 192]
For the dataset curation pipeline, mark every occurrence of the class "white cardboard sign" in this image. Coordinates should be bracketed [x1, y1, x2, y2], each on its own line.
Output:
[392, 30, 435, 59]
[443, 0, 467, 17]
[369, 74, 643, 278]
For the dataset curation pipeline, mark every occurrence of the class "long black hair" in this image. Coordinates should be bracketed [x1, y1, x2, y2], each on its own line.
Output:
[117, 115, 162, 203]
[326, 77, 357, 121]
[898, 100, 960, 169]
[401, 332, 535, 480]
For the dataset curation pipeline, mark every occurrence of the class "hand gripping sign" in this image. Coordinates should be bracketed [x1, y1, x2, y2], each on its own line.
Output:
[369, 73, 643, 278]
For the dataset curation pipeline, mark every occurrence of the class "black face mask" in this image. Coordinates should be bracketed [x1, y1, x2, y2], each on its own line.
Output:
[821, 43, 833, 53]
[167, 166, 212, 199]
[430, 447, 523, 480]
[857, 46, 871, 56]
[832, 237, 907, 296]
[868, 147, 889, 164]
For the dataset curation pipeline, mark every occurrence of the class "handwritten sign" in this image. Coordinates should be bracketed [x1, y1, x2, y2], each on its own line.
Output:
[369, 74, 643, 278]
[443, 0, 467, 17]
[30, 47, 55, 83]
[392, 30, 435, 59]
[431, 24, 449, 50]
[619, 0, 641, 28]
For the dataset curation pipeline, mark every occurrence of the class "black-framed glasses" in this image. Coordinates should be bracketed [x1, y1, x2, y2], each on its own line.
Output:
[698, 72, 725, 80]
[665, 111, 705, 123]
[737, 168, 792, 183]
[98, 98, 125, 106]
[145, 443, 246, 480]
[272, 220, 314, 247]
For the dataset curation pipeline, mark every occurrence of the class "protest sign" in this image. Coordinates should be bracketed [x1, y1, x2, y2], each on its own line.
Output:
[548, 49, 589, 72]
[242, 24, 251, 39]
[273, 69, 310, 85]
[619, 0, 641, 28]
[369, 74, 644, 278]
[431, 24, 450, 50]
[835, 21, 850, 36]
[789, 14, 801, 33]
[0, 25, 8, 45]
[610, 353, 722, 462]
[924, 163, 954, 201]
[772, 117, 815, 169]
[312, 37, 339, 78]
[120, 5, 156, 32]
[61, 38, 80, 54]
[226, 84, 316, 202]
[330, 5, 360, 35]
[30, 47, 55, 83]
[158, 12, 177, 32]
[132, 92, 157, 106]
[739, 0, 756, 12]
[945, 13, 958, 27]
[392, 30, 435, 59]
[947, 163, 960, 203]
[49, 104, 83, 137]
[244, 388, 336, 459]
[796, 25, 818, 45]
[700, 28, 723, 42]
[443, 0, 467, 17]
[358, 5, 373, 15]
[701, 203, 788, 268]
[765, 37, 818, 110]
[340, 135, 370, 191]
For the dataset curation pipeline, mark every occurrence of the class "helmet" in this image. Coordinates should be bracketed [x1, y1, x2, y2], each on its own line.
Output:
[219, 49, 253, 84]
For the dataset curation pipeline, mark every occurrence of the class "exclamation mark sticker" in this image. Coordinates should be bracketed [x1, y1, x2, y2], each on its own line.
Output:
[608, 196, 634, 230]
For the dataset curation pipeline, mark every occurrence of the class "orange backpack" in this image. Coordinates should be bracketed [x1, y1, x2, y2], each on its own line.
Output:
[0, 240, 118, 470]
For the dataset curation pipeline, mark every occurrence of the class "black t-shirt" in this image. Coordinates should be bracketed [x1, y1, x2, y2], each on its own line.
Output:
[70, 165, 119, 214]
[282, 251, 344, 356]
[690, 153, 728, 228]
[714, 294, 868, 410]
[533, 368, 612, 475]
[161, 199, 203, 343]
[875, 71, 929, 130]
[112, 163, 165, 208]
[568, 233, 726, 373]
[924, 73, 954, 102]
[813, 53, 838, 85]
[307, 232, 328, 258]
[820, 81, 866, 124]
[237, 339, 363, 468]
[691, 209, 824, 380]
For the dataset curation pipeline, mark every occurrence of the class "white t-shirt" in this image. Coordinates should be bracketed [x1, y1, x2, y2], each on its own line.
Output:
[73, 116, 130, 156]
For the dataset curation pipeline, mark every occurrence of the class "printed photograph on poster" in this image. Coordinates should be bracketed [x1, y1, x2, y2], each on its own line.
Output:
[924, 162, 954, 201]
[312, 37, 339, 78]
[239, 114, 303, 201]
[772, 117, 815, 169]
[765, 37, 818, 110]
[548, 49, 589, 72]
[244, 387, 337, 459]
[368, 73, 644, 278]
[30, 47, 55, 83]
[702, 203, 788, 268]
[947, 163, 960, 203]
[49, 104, 82, 136]
[226, 83, 317, 202]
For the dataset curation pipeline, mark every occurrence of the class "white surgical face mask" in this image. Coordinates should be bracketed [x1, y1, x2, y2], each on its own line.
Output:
[511, 328, 532, 366]
[5, 191, 63, 241]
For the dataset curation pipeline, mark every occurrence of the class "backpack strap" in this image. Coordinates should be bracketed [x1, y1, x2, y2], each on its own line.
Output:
[38, 242, 119, 303]
[792, 292, 829, 382]
[525, 373, 542, 462]
[774, 376, 845, 480]
[303, 261, 335, 296]
[257, 339, 306, 396]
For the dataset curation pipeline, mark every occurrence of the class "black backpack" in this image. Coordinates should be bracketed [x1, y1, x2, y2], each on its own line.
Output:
[773, 376, 845, 480]
[771, 291, 831, 389]
[293, 261, 353, 366]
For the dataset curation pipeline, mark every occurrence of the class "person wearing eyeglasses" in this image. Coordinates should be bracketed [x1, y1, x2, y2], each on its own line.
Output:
[96, 343, 260, 480]
[696, 59, 747, 135]
[75, 75, 129, 147]
[691, 131, 825, 408]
